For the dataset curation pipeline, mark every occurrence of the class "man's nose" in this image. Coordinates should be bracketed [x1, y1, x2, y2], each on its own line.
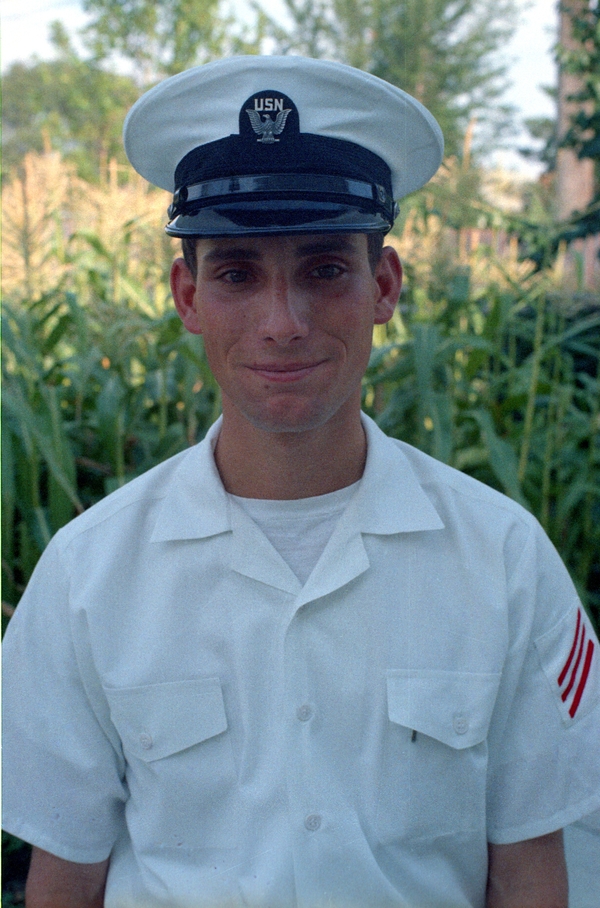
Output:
[260, 278, 309, 344]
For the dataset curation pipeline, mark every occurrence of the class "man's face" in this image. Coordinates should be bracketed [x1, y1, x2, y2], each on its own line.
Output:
[171, 233, 401, 436]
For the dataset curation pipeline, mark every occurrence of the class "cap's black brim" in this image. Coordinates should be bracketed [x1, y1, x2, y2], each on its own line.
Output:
[165, 200, 392, 238]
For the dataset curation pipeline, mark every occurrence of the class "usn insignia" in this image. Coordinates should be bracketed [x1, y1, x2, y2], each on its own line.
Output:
[246, 107, 292, 143]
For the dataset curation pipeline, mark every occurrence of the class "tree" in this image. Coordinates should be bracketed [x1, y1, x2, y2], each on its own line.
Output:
[2, 24, 139, 183]
[265, 0, 518, 158]
[520, 80, 559, 173]
[556, 0, 600, 236]
[502, 2, 600, 277]
[81, 0, 265, 79]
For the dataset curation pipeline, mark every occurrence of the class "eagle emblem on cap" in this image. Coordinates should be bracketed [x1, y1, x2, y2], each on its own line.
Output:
[246, 107, 292, 143]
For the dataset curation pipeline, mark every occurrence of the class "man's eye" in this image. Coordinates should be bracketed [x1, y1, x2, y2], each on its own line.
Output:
[221, 269, 249, 283]
[312, 264, 344, 279]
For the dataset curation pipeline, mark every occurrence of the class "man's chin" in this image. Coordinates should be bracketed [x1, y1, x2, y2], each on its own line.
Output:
[246, 414, 329, 435]
[238, 401, 339, 436]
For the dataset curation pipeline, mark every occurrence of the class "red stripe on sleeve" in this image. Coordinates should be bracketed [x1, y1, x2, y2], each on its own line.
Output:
[569, 639, 595, 718]
[558, 609, 581, 686]
[562, 628, 586, 702]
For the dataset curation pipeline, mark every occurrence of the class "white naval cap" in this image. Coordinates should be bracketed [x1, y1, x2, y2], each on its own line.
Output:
[123, 55, 444, 238]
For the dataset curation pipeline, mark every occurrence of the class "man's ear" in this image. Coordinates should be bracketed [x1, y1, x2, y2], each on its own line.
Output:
[373, 245, 402, 325]
[170, 257, 203, 335]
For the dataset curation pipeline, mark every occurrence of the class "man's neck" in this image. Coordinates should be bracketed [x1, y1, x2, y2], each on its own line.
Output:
[213, 407, 367, 500]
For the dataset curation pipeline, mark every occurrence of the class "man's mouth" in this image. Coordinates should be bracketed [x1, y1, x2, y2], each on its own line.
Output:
[248, 361, 326, 381]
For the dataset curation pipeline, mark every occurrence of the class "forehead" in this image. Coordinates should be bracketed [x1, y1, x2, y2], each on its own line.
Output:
[195, 233, 369, 263]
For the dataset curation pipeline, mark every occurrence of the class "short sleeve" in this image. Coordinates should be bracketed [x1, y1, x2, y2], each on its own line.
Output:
[2, 536, 128, 862]
[486, 519, 600, 844]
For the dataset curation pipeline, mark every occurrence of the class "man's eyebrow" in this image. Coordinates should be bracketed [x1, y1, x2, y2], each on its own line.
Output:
[295, 238, 357, 257]
[201, 247, 262, 263]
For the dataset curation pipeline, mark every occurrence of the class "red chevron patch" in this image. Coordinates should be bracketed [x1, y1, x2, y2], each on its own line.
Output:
[557, 608, 595, 718]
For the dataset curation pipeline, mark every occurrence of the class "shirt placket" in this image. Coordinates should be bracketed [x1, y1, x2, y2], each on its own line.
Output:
[281, 525, 371, 907]
[283, 608, 326, 906]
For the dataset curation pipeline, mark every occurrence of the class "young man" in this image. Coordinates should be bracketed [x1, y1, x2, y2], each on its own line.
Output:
[3, 56, 600, 908]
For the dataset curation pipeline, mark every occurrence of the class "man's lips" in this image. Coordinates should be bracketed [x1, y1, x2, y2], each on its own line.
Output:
[246, 361, 327, 382]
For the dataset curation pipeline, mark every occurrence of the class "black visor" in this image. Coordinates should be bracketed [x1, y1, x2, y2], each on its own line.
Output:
[166, 173, 396, 237]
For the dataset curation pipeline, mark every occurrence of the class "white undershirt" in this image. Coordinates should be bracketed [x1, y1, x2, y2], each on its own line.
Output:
[230, 481, 360, 585]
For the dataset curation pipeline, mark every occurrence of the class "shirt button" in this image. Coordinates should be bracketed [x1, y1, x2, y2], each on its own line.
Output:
[139, 733, 153, 750]
[453, 714, 469, 735]
[304, 813, 322, 831]
[296, 704, 313, 722]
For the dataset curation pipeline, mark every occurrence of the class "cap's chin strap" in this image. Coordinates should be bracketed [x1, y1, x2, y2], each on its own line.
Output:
[169, 173, 397, 224]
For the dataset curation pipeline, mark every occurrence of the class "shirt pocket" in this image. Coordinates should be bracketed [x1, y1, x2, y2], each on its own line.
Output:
[376, 669, 500, 843]
[104, 678, 239, 850]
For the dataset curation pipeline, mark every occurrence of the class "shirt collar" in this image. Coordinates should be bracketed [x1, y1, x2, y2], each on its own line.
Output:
[151, 413, 444, 542]
[352, 413, 444, 534]
[150, 417, 230, 542]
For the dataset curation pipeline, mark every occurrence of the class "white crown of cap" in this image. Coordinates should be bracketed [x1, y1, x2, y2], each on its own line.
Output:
[123, 55, 444, 201]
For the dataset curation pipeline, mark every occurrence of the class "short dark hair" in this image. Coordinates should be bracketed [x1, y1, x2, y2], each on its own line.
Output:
[366, 232, 385, 273]
[181, 236, 199, 276]
[181, 232, 386, 278]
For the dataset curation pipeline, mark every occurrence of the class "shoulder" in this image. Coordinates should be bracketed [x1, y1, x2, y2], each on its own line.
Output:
[364, 413, 529, 526]
[52, 444, 198, 552]
[361, 414, 543, 568]
[392, 435, 529, 522]
[376, 429, 577, 617]
[382, 435, 583, 635]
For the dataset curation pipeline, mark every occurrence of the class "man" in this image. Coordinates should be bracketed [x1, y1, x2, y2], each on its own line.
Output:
[3, 56, 600, 908]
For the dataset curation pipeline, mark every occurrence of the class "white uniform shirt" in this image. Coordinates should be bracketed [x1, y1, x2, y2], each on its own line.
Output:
[3, 414, 600, 908]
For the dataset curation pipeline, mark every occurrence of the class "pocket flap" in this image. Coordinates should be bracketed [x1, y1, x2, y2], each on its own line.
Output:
[386, 670, 500, 749]
[104, 677, 228, 762]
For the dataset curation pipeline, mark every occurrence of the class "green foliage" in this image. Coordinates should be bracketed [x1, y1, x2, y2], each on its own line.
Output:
[81, 0, 265, 77]
[363, 261, 600, 628]
[521, 112, 559, 171]
[515, 3, 600, 261]
[557, 0, 600, 240]
[559, 0, 600, 166]
[265, 0, 517, 157]
[1, 36, 139, 183]
[2, 2, 266, 183]
[513, 2, 600, 267]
